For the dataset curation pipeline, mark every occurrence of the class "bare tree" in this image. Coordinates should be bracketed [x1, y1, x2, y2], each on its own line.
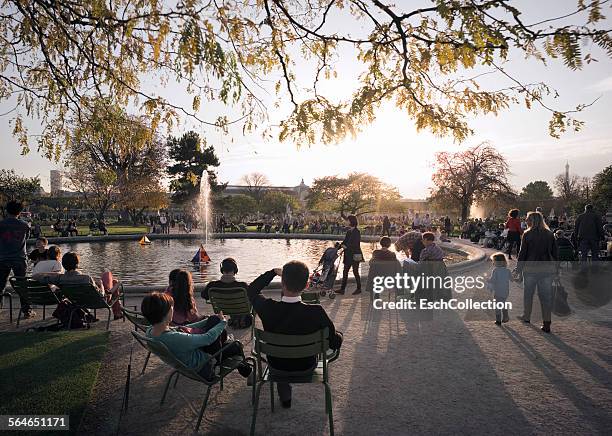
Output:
[240, 173, 270, 201]
[430, 142, 515, 221]
[554, 173, 586, 203]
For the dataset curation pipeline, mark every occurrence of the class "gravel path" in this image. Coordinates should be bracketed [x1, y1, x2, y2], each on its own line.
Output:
[2, 244, 611, 435]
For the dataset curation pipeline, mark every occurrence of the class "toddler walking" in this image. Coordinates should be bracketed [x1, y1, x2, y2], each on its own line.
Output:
[488, 252, 511, 325]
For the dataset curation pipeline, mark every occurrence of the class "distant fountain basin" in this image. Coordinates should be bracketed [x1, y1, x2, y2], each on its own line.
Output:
[25, 233, 477, 289]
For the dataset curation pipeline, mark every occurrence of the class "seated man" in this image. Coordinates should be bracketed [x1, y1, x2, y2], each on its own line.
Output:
[371, 236, 398, 261]
[33, 252, 123, 319]
[248, 261, 343, 409]
[419, 232, 445, 261]
[201, 258, 251, 329]
[28, 237, 49, 265]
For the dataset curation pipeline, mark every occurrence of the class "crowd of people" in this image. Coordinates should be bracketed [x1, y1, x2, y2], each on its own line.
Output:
[1, 199, 610, 409]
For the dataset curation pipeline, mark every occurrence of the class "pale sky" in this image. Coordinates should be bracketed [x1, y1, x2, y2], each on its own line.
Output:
[1, 0, 611, 198]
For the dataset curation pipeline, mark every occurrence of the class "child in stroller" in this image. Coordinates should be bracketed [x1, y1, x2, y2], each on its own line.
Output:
[306, 242, 342, 300]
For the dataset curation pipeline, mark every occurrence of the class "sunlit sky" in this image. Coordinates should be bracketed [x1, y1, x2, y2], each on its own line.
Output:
[1, 0, 611, 198]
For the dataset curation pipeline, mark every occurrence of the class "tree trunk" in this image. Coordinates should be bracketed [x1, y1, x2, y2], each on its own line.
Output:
[460, 201, 470, 222]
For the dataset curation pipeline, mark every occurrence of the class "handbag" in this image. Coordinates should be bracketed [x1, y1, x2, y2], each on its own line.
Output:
[552, 277, 571, 317]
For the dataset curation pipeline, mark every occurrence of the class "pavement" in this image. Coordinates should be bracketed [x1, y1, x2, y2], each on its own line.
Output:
[1, 242, 611, 435]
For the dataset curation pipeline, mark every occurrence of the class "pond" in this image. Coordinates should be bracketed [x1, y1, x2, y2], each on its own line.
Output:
[34, 238, 467, 286]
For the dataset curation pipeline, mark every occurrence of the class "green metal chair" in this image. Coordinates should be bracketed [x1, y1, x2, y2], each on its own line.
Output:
[131, 331, 256, 432]
[302, 292, 321, 304]
[59, 283, 120, 330]
[9, 277, 62, 327]
[1, 289, 14, 323]
[207, 287, 255, 339]
[122, 307, 152, 374]
[558, 245, 576, 267]
[250, 327, 339, 436]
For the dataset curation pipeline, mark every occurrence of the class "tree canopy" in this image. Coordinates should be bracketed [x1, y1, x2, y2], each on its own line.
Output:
[260, 190, 300, 216]
[64, 100, 167, 220]
[429, 142, 514, 221]
[308, 172, 400, 217]
[591, 165, 612, 213]
[0, 169, 41, 215]
[520, 180, 554, 201]
[2, 1, 611, 157]
[167, 131, 221, 203]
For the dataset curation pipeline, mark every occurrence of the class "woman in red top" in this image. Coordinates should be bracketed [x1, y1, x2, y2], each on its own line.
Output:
[505, 209, 523, 259]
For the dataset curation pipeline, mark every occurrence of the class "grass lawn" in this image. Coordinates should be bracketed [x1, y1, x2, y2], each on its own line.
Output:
[40, 225, 149, 236]
[0, 331, 109, 435]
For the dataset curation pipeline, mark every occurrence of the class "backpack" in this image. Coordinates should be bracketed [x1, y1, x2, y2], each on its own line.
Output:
[52, 299, 90, 329]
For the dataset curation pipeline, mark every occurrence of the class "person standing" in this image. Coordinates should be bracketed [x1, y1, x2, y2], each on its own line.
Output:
[444, 216, 452, 236]
[0, 201, 33, 317]
[516, 211, 558, 333]
[336, 215, 363, 295]
[382, 215, 391, 237]
[505, 209, 523, 260]
[159, 214, 168, 234]
[574, 204, 604, 262]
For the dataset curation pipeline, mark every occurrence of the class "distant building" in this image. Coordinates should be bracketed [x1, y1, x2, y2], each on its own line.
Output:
[50, 170, 64, 195]
[223, 179, 311, 204]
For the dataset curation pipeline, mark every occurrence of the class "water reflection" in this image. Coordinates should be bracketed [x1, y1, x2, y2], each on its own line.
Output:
[32, 238, 464, 286]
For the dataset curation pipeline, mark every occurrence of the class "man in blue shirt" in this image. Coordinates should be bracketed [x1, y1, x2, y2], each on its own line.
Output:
[0, 201, 33, 317]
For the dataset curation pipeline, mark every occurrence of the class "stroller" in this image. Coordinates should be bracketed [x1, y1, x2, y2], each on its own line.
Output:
[306, 246, 342, 300]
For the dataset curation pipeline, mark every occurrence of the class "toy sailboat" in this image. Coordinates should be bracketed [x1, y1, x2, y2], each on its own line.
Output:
[139, 235, 152, 245]
[191, 244, 211, 263]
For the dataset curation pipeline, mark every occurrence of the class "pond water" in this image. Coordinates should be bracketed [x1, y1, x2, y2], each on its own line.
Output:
[35, 238, 466, 286]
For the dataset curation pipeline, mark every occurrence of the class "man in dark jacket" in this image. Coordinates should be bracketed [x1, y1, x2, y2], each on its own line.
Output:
[574, 204, 604, 261]
[248, 261, 343, 409]
[201, 258, 251, 328]
[0, 201, 33, 317]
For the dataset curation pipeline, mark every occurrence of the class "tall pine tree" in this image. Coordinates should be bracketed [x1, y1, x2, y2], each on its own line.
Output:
[167, 131, 222, 204]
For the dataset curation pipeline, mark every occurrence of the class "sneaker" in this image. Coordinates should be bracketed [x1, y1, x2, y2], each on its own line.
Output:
[334, 289, 345, 295]
[502, 317, 510, 323]
[494, 321, 502, 326]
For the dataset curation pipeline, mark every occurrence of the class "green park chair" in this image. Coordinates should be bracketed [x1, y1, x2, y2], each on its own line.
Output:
[302, 291, 321, 304]
[122, 307, 152, 374]
[1, 288, 14, 323]
[59, 283, 121, 330]
[558, 245, 576, 267]
[366, 259, 403, 301]
[250, 327, 339, 436]
[131, 331, 256, 433]
[207, 287, 255, 339]
[9, 277, 62, 327]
